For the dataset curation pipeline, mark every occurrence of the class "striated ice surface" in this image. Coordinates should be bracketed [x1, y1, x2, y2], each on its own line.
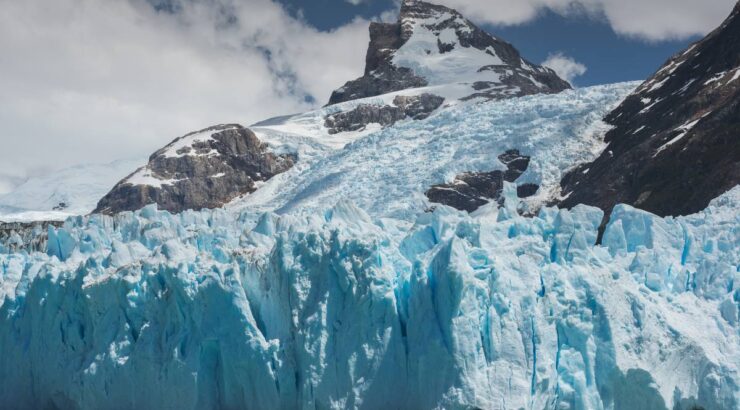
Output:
[1, 184, 737, 409]
[243, 82, 637, 219]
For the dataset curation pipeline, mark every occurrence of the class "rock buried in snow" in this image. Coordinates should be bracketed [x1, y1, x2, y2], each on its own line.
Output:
[94, 124, 295, 215]
[425, 149, 538, 212]
[324, 93, 445, 134]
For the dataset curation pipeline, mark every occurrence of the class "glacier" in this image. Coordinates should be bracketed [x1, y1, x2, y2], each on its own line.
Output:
[1, 183, 737, 409]
[244, 82, 637, 220]
[0, 81, 737, 410]
[0, 158, 144, 222]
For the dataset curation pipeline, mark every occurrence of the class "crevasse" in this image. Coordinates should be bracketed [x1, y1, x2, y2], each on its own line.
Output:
[0, 186, 737, 410]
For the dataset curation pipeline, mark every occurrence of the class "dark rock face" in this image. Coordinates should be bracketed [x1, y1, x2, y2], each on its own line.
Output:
[0, 221, 62, 253]
[426, 150, 539, 212]
[95, 124, 295, 215]
[327, 16, 427, 106]
[461, 64, 571, 101]
[324, 94, 445, 134]
[327, 0, 570, 106]
[560, 3, 740, 218]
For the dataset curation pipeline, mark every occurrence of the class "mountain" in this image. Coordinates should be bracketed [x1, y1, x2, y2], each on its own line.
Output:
[560, 2, 740, 218]
[94, 124, 295, 215]
[94, 0, 573, 217]
[0, 1, 738, 409]
[0, 158, 143, 222]
[234, 82, 633, 219]
[90, 0, 575, 217]
[327, 0, 570, 105]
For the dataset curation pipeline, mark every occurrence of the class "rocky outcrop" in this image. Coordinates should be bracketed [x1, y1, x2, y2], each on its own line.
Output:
[327, 17, 427, 106]
[426, 150, 538, 212]
[560, 3, 740, 218]
[324, 93, 444, 134]
[0, 221, 62, 253]
[327, 0, 570, 105]
[94, 124, 295, 215]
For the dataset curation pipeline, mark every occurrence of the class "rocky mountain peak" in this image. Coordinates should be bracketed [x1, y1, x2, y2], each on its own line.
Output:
[328, 0, 570, 105]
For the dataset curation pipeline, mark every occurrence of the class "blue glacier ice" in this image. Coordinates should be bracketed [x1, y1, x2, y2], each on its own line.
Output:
[0, 185, 738, 409]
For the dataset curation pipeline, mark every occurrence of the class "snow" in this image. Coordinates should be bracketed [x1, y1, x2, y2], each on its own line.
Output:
[238, 82, 637, 220]
[729, 68, 740, 84]
[0, 158, 144, 222]
[0, 70, 735, 409]
[123, 166, 178, 188]
[252, 83, 475, 151]
[392, 19, 504, 85]
[161, 126, 238, 158]
[653, 118, 702, 157]
[647, 76, 670, 93]
[704, 71, 728, 86]
[640, 98, 663, 114]
[675, 78, 696, 94]
[1, 181, 737, 409]
[387, 6, 543, 93]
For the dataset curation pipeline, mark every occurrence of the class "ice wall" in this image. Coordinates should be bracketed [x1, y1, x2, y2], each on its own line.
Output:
[0, 188, 738, 409]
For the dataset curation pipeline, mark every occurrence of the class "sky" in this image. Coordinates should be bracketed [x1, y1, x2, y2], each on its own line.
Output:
[0, 0, 736, 193]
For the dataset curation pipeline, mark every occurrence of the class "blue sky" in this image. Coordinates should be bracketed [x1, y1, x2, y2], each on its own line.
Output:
[279, 0, 698, 86]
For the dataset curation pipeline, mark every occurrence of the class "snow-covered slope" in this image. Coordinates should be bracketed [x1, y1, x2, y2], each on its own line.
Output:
[328, 0, 569, 105]
[1, 181, 737, 409]
[0, 159, 143, 222]
[244, 82, 636, 219]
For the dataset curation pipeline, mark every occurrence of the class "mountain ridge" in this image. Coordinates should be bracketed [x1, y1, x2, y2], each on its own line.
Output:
[560, 1, 740, 218]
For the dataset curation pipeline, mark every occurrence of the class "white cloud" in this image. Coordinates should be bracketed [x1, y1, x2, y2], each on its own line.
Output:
[2, 0, 736, 193]
[441, 0, 735, 41]
[542, 52, 587, 85]
[0, 0, 372, 189]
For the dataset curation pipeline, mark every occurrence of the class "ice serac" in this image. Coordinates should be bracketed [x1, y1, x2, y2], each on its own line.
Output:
[0, 187, 738, 410]
[327, 0, 570, 105]
[94, 124, 295, 215]
[0, 220, 62, 253]
[560, 2, 740, 218]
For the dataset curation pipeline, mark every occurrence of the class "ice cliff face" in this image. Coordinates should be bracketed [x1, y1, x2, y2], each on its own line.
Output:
[1, 185, 738, 409]
[0, 2, 738, 408]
